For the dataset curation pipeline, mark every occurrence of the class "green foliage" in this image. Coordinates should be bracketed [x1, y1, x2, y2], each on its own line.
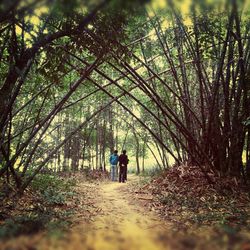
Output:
[0, 212, 50, 239]
[31, 173, 74, 192]
[47, 219, 71, 237]
[42, 188, 66, 205]
[139, 167, 163, 178]
[243, 117, 250, 127]
[128, 168, 137, 174]
[31, 173, 76, 205]
[0, 208, 74, 239]
[0, 174, 76, 239]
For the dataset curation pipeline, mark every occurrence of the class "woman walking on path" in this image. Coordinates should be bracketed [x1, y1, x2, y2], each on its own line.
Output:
[109, 150, 119, 181]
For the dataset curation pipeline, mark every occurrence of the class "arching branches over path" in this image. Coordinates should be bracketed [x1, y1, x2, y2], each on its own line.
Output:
[0, 0, 249, 195]
[99, 0, 250, 178]
[0, 0, 146, 193]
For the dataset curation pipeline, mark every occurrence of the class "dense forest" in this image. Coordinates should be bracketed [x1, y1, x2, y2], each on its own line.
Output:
[0, 0, 249, 193]
[0, 0, 250, 248]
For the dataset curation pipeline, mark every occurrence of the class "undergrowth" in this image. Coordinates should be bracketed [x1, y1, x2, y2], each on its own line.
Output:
[0, 173, 77, 239]
[139, 167, 163, 178]
[134, 164, 250, 232]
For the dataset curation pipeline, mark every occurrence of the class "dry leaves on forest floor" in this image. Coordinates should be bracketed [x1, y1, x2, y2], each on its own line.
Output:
[1, 172, 250, 250]
[0, 171, 108, 240]
[127, 165, 250, 248]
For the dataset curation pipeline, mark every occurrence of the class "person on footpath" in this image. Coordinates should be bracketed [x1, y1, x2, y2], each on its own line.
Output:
[118, 150, 129, 183]
[109, 150, 119, 181]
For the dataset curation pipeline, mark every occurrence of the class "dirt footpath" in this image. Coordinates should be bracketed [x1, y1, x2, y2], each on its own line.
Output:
[77, 176, 171, 250]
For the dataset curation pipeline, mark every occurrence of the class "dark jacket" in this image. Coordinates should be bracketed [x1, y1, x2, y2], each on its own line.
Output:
[119, 154, 129, 166]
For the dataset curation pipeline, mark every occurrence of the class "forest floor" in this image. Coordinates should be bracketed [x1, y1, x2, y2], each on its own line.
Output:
[0, 174, 174, 250]
[1, 172, 250, 250]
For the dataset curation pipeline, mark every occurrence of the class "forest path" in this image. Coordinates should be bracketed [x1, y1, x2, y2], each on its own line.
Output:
[71, 174, 172, 250]
[0, 175, 176, 250]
